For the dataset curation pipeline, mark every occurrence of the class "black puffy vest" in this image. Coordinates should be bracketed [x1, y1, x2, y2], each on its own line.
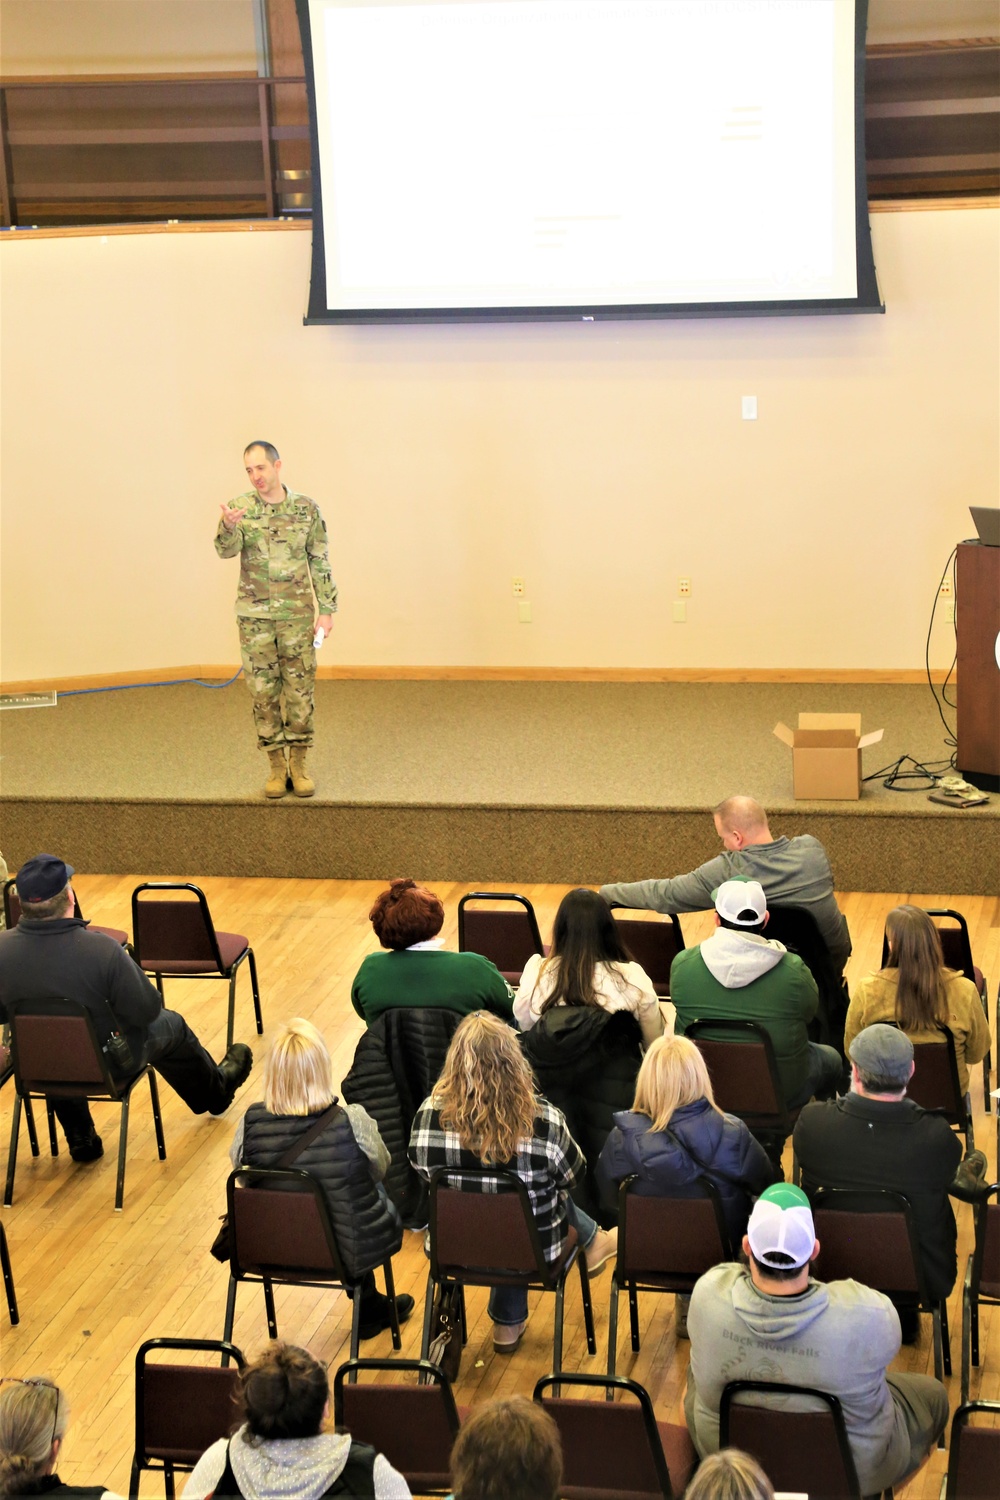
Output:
[212, 1439, 378, 1499]
[241, 1104, 402, 1280]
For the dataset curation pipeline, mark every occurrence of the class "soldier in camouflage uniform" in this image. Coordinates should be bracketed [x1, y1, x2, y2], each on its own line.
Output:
[216, 441, 337, 798]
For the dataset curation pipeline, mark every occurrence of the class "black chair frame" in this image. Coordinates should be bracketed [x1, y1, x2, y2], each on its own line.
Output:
[766, 902, 850, 1056]
[332, 1358, 460, 1496]
[683, 1018, 800, 1150]
[961, 1184, 1000, 1403]
[3, 998, 166, 1212]
[422, 1165, 596, 1380]
[608, 1173, 733, 1380]
[0, 1221, 18, 1324]
[606, 903, 685, 998]
[456, 891, 545, 974]
[129, 1336, 244, 1498]
[719, 1379, 888, 1500]
[880, 906, 992, 1114]
[945, 1399, 1000, 1500]
[131, 882, 262, 1051]
[884, 1019, 974, 1152]
[811, 1186, 951, 1386]
[222, 1168, 402, 1374]
[533, 1372, 677, 1500]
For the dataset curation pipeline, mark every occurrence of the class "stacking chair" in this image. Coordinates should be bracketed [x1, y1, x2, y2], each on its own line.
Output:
[720, 1380, 892, 1499]
[889, 1022, 974, 1152]
[222, 1168, 404, 1366]
[945, 1400, 1000, 1500]
[4, 875, 128, 945]
[608, 1175, 733, 1378]
[961, 1184, 1000, 1401]
[332, 1359, 461, 1496]
[3, 999, 167, 1211]
[129, 1337, 244, 1498]
[456, 891, 545, 983]
[765, 903, 850, 1054]
[811, 1187, 950, 1384]
[1, 1220, 18, 1324]
[131, 882, 263, 1050]
[881, 906, 992, 1111]
[683, 1019, 799, 1163]
[533, 1373, 697, 1500]
[607, 905, 684, 997]
[421, 1166, 596, 1376]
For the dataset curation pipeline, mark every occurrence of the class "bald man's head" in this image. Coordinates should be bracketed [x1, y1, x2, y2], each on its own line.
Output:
[713, 796, 772, 851]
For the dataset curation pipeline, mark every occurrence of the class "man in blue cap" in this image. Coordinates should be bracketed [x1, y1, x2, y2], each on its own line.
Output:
[685, 1181, 949, 1495]
[0, 854, 253, 1161]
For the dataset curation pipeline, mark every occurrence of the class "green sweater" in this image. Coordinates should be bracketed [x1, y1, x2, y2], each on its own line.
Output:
[670, 940, 818, 1103]
[351, 949, 515, 1026]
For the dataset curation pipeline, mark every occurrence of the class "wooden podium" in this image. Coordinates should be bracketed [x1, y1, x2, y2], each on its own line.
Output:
[956, 541, 1000, 790]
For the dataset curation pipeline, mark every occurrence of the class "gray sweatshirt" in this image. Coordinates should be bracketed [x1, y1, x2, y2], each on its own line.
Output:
[601, 835, 851, 972]
[684, 1263, 909, 1496]
[182, 1429, 412, 1500]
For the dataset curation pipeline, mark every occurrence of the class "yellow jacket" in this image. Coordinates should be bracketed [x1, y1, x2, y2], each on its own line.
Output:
[845, 969, 991, 1095]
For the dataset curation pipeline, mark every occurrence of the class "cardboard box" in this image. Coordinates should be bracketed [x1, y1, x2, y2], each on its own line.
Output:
[773, 713, 884, 800]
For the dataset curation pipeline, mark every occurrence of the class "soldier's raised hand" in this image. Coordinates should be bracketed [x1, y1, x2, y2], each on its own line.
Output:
[220, 502, 248, 531]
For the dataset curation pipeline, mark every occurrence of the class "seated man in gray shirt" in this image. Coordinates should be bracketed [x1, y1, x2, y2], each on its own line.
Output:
[601, 794, 851, 973]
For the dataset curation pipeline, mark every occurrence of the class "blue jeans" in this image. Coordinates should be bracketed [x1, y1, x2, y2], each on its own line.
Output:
[489, 1202, 599, 1326]
[787, 1042, 844, 1109]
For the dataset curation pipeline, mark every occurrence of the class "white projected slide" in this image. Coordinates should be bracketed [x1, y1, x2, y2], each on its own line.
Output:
[306, 0, 861, 314]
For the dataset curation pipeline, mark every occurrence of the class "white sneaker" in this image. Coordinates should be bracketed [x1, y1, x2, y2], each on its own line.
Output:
[585, 1227, 618, 1277]
[493, 1319, 527, 1353]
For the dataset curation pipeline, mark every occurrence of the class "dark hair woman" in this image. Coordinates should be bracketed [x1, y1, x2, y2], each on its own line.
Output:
[845, 905, 991, 1097]
[182, 1343, 412, 1499]
[351, 880, 514, 1026]
[515, 889, 669, 1223]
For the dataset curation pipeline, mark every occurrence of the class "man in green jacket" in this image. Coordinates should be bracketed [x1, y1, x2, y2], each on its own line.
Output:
[670, 877, 842, 1112]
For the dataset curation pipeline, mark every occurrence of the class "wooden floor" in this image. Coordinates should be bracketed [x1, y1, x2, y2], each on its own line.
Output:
[1, 877, 997, 1498]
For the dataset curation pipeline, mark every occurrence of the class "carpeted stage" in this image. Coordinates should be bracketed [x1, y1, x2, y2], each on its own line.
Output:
[0, 678, 995, 893]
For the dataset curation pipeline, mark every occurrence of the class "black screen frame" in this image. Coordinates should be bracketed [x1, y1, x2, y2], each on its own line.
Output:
[298, 0, 883, 326]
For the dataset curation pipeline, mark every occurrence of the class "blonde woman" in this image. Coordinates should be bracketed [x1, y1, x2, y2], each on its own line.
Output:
[683, 1449, 775, 1500]
[230, 1018, 414, 1340]
[0, 1377, 113, 1497]
[408, 1012, 617, 1352]
[845, 905, 991, 1097]
[598, 1035, 778, 1246]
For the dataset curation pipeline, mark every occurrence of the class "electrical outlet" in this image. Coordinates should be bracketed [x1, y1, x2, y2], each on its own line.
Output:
[512, 577, 525, 597]
[678, 577, 691, 597]
[672, 600, 686, 623]
[943, 600, 956, 624]
[938, 579, 953, 598]
[518, 600, 532, 623]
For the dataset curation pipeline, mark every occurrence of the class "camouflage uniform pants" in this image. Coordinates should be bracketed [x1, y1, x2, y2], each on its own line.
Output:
[237, 615, 316, 751]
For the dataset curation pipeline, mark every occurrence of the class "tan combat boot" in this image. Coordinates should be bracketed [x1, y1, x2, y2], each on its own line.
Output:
[288, 744, 315, 797]
[264, 747, 289, 799]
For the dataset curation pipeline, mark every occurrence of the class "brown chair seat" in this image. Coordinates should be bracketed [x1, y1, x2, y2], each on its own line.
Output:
[129, 1337, 244, 1496]
[333, 1358, 461, 1495]
[534, 1373, 697, 1500]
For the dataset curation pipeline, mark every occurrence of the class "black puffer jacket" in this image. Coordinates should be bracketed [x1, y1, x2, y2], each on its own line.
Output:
[519, 1006, 643, 1226]
[341, 1007, 465, 1227]
[241, 1103, 402, 1281]
[597, 1097, 780, 1246]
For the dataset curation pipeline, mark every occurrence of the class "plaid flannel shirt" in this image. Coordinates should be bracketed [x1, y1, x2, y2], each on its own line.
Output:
[408, 1096, 585, 1265]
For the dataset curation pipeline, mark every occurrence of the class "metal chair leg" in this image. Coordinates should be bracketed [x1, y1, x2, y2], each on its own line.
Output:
[628, 1281, 640, 1350]
[23, 1096, 39, 1156]
[382, 1257, 402, 1350]
[148, 1071, 166, 1160]
[349, 1282, 363, 1370]
[607, 1274, 619, 1381]
[114, 1095, 131, 1211]
[226, 971, 237, 1052]
[46, 1102, 58, 1156]
[940, 1297, 951, 1377]
[263, 1277, 277, 1338]
[4, 1095, 22, 1206]
[962, 1271, 973, 1405]
[247, 948, 263, 1035]
[222, 1278, 238, 1355]
[0, 1224, 19, 1324]
[552, 1280, 566, 1388]
[419, 1268, 435, 1360]
[164, 1462, 175, 1499]
[579, 1253, 596, 1356]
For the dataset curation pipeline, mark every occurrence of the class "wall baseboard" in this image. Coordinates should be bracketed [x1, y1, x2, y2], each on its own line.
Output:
[1, 663, 955, 694]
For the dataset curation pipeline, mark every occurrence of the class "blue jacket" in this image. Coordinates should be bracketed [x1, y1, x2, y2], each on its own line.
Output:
[597, 1097, 779, 1244]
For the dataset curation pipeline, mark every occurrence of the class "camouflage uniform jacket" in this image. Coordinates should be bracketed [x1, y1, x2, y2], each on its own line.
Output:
[215, 487, 338, 620]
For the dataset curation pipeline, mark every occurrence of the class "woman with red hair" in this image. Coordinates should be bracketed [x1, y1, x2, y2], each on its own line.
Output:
[351, 879, 515, 1026]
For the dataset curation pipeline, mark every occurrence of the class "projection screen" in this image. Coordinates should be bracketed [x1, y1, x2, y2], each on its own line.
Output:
[297, 0, 882, 323]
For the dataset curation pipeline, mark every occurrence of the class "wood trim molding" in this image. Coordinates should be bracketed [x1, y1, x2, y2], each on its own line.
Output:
[1, 664, 957, 694]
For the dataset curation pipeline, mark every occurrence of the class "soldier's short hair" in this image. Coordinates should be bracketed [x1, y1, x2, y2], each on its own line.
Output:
[244, 440, 280, 464]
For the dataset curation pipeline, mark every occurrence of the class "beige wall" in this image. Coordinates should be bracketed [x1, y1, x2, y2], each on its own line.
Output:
[0, 0, 257, 75]
[0, 206, 997, 681]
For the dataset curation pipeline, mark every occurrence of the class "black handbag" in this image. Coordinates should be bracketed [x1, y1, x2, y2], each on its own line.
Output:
[424, 1282, 463, 1383]
[209, 1103, 343, 1262]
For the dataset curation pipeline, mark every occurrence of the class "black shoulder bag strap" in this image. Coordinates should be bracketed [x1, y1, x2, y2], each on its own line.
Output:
[273, 1101, 344, 1169]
